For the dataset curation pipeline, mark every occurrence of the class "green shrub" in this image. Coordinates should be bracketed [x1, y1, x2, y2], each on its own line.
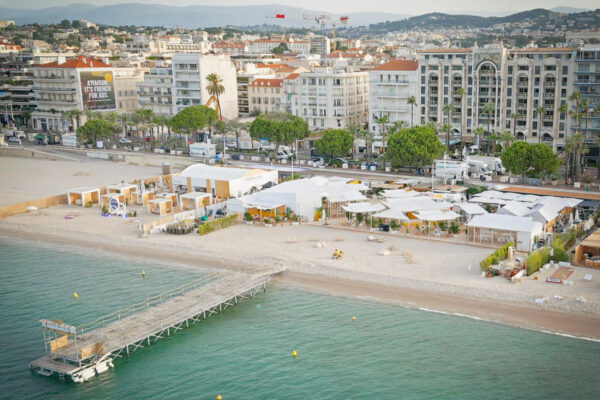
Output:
[525, 247, 550, 276]
[244, 211, 252, 221]
[197, 214, 237, 236]
[479, 242, 514, 271]
[449, 221, 460, 234]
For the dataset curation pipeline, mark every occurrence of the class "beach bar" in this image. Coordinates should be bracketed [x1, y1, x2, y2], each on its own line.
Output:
[67, 187, 100, 207]
[574, 228, 600, 268]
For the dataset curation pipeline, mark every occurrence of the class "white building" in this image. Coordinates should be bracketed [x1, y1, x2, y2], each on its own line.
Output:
[31, 55, 115, 133]
[284, 67, 369, 131]
[248, 39, 311, 55]
[248, 78, 283, 114]
[369, 59, 419, 134]
[137, 67, 174, 116]
[211, 42, 248, 56]
[171, 53, 238, 119]
[114, 67, 143, 112]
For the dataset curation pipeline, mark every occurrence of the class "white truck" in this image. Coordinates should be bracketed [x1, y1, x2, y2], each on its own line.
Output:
[466, 159, 494, 177]
[468, 156, 505, 174]
[434, 159, 468, 181]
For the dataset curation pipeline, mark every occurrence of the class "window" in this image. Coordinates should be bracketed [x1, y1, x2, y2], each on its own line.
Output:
[508, 66, 513, 74]
[535, 66, 540, 75]
[507, 88, 512, 96]
[507, 77, 512, 85]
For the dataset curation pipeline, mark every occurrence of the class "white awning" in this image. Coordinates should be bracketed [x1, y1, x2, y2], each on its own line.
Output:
[415, 210, 460, 221]
[342, 202, 386, 213]
[373, 208, 409, 221]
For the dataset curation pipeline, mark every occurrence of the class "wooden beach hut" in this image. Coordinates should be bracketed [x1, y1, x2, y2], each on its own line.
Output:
[180, 192, 212, 211]
[147, 198, 173, 216]
[67, 187, 101, 207]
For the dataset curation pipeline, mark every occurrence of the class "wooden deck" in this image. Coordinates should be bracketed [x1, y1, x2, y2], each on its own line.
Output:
[30, 269, 280, 380]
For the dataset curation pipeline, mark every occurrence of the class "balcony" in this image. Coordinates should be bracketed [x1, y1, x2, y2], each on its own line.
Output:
[35, 77, 76, 83]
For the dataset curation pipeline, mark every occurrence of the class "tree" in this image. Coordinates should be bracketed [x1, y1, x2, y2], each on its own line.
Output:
[473, 127, 485, 155]
[456, 87, 466, 156]
[482, 102, 495, 136]
[346, 123, 362, 159]
[206, 73, 225, 121]
[272, 42, 289, 54]
[169, 105, 218, 147]
[76, 119, 119, 145]
[534, 105, 545, 144]
[529, 143, 560, 179]
[498, 130, 515, 151]
[313, 129, 354, 158]
[376, 115, 390, 170]
[510, 112, 519, 137]
[248, 112, 309, 154]
[63, 109, 82, 132]
[567, 132, 586, 182]
[225, 118, 248, 150]
[360, 129, 375, 161]
[386, 125, 445, 171]
[442, 104, 455, 152]
[501, 141, 531, 177]
[407, 96, 416, 127]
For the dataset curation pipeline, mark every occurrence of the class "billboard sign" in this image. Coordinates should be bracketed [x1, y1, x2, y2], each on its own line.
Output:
[80, 70, 116, 110]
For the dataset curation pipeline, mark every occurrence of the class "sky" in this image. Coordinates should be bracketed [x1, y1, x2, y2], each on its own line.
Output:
[0, 0, 596, 14]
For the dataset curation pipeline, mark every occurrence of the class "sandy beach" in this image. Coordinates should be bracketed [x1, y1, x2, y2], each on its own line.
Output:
[1, 156, 600, 340]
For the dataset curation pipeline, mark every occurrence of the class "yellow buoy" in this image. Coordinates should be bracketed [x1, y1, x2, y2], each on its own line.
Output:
[141, 270, 146, 278]
[73, 292, 78, 300]
[292, 350, 297, 357]
[351, 316, 356, 321]
[216, 395, 222, 400]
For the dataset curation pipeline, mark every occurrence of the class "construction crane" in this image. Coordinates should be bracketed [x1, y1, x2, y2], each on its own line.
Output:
[302, 14, 349, 65]
[204, 96, 221, 121]
[331, 16, 349, 52]
[265, 13, 287, 37]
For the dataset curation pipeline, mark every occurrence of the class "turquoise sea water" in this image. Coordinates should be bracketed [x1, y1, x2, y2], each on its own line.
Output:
[1, 238, 600, 400]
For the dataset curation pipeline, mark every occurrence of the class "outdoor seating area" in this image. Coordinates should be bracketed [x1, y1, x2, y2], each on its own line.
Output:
[67, 187, 101, 207]
[107, 183, 138, 205]
[180, 192, 212, 211]
[147, 198, 174, 216]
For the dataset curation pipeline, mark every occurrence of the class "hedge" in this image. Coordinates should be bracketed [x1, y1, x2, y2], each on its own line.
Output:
[197, 214, 237, 236]
[525, 234, 570, 276]
[525, 247, 550, 276]
[479, 242, 514, 271]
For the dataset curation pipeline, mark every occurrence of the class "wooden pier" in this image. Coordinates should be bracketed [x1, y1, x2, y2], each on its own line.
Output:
[30, 269, 281, 382]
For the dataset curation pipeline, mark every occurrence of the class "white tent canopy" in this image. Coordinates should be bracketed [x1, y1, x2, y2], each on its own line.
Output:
[342, 202, 386, 214]
[383, 197, 451, 213]
[373, 208, 409, 221]
[382, 189, 420, 198]
[454, 202, 487, 216]
[415, 210, 460, 221]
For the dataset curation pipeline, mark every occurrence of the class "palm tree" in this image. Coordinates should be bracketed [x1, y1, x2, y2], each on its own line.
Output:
[376, 115, 389, 170]
[206, 73, 225, 121]
[226, 118, 248, 151]
[360, 129, 375, 162]
[487, 132, 500, 155]
[407, 96, 416, 127]
[63, 109, 81, 132]
[473, 127, 485, 155]
[456, 88, 466, 156]
[442, 104, 455, 152]
[567, 133, 586, 182]
[136, 109, 154, 150]
[481, 102, 495, 137]
[346, 123, 363, 160]
[534, 105, 545, 144]
[510, 112, 518, 137]
[499, 130, 515, 151]
[595, 105, 600, 178]
[558, 102, 569, 183]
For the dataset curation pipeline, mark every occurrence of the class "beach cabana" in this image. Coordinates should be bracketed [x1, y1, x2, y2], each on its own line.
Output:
[372, 208, 409, 223]
[574, 228, 600, 268]
[67, 187, 100, 207]
[138, 191, 155, 207]
[382, 189, 420, 199]
[156, 192, 178, 207]
[101, 192, 125, 207]
[147, 198, 173, 216]
[180, 192, 212, 211]
[108, 183, 138, 205]
[415, 210, 460, 236]
[342, 202, 386, 228]
[467, 214, 543, 251]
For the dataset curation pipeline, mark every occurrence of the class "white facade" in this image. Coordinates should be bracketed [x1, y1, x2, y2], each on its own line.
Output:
[137, 67, 173, 116]
[248, 78, 283, 114]
[114, 68, 143, 112]
[369, 59, 419, 134]
[248, 39, 311, 55]
[171, 53, 238, 119]
[284, 67, 369, 131]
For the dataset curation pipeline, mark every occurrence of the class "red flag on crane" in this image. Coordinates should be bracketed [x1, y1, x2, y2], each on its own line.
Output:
[275, 14, 286, 19]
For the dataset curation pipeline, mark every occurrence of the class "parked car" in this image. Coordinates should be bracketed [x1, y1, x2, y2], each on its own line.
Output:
[8, 136, 20, 143]
[119, 138, 132, 144]
[312, 157, 324, 166]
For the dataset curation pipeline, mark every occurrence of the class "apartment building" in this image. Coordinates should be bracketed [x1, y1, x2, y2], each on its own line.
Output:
[418, 45, 577, 151]
[171, 53, 238, 119]
[31, 55, 115, 132]
[575, 46, 600, 142]
[248, 39, 311, 55]
[0, 52, 35, 126]
[369, 59, 419, 134]
[284, 67, 369, 131]
[211, 42, 248, 56]
[248, 78, 283, 114]
[137, 67, 173, 116]
[114, 67, 143, 112]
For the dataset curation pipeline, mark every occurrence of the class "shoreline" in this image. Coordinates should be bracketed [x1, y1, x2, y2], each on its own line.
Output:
[2, 226, 600, 341]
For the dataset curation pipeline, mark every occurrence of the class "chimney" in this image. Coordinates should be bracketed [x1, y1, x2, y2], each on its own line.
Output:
[57, 56, 66, 65]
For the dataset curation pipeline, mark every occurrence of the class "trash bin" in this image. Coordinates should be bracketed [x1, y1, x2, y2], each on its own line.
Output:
[162, 162, 171, 175]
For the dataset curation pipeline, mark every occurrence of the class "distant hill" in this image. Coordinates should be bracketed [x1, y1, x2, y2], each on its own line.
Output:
[551, 6, 590, 14]
[0, 3, 410, 28]
[366, 8, 600, 33]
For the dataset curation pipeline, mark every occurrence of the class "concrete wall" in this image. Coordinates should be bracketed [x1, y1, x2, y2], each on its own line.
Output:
[0, 194, 68, 218]
[0, 147, 80, 162]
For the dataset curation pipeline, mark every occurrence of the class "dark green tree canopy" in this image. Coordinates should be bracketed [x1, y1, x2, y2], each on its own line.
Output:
[385, 125, 445, 168]
[501, 142, 560, 178]
[313, 129, 354, 157]
[249, 112, 309, 151]
[76, 119, 119, 143]
[169, 106, 218, 134]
